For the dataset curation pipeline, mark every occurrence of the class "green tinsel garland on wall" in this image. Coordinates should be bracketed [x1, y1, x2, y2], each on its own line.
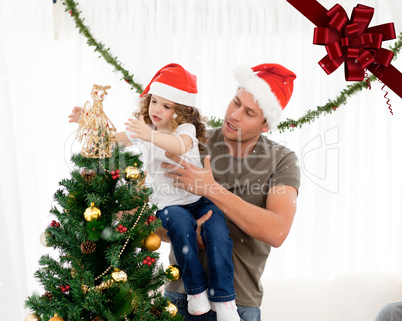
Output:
[61, 0, 402, 132]
[63, 0, 143, 93]
[277, 32, 402, 132]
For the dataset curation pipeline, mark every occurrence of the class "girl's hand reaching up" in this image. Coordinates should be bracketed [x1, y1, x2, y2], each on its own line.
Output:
[68, 106, 83, 123]
[125, 115, 153, 142]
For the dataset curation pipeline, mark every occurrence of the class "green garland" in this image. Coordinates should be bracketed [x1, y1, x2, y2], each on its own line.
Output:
[61, 0, 402, 132]
[62, 0, 143, 93]
[277, 31, 402, 132]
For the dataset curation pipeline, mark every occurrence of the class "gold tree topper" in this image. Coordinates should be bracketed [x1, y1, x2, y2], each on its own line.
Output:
[76, 84, 117, 158]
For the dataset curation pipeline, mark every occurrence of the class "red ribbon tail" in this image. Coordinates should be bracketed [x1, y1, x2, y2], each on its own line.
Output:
[381, 82, 393, 115]
[368, 64, 402, 99]
[364, 69, 371, 90]
[286, 0, 329, 27]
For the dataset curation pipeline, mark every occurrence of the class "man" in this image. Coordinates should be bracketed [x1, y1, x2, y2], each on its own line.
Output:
[375, 302, 402, 321]
[160, 63, 301, 321]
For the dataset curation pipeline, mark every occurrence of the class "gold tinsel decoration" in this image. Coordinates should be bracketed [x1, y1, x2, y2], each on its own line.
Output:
[76, 84, 116, 158]
[71, 268, 77, 278]
[82, 279, 115, 294]
[92, 317, 104, 321]
[83, 268, 128, 293]
[97, 279, 114, 291]
[84, 202, 101, 221]
[143, 232, 161, 251]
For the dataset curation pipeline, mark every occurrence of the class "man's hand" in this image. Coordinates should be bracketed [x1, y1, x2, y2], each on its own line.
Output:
[125, 115, 152, 142]
[162, 153, 219, 197]
[196, 210, 212, 250]
[155, 210, 213, 250]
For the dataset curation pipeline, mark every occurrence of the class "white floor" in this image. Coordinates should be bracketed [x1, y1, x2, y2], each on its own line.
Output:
[158, 243, 402, 321]
[261, 273, 402, 321]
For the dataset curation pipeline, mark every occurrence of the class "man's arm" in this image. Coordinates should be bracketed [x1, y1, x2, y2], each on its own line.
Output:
[206, 183, 297, 247]
[163, 153, 298, 247]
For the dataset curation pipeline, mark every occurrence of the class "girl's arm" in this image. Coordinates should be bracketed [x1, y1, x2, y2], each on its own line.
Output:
[151, 131, 193, 155]
[125, 117, 193, 155]
[115, 132, 133, 147]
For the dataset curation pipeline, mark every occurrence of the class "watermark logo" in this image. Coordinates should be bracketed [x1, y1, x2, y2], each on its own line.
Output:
[64, 129, 82, 171]
[301, 126, 340, 194]
[64, 126, 341, 195]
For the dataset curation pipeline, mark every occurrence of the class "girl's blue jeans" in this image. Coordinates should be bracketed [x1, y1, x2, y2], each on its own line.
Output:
[156, 197, 235, 302]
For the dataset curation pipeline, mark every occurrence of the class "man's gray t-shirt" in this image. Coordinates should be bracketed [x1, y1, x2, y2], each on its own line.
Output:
[164, 128, 301, 307]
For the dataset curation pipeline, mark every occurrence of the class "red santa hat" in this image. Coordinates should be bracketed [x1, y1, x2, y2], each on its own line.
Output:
[234, 63, 296, 130]
[140, 63, 197, 107]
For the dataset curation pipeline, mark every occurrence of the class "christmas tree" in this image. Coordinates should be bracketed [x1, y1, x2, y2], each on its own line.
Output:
[25, 86, 183, 321]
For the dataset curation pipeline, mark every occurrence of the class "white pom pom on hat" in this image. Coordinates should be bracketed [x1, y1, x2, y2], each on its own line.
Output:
[234, 63, 296, 131]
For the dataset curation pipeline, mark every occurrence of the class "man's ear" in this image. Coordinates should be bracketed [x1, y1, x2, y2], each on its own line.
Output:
[261, 123, 270, 133]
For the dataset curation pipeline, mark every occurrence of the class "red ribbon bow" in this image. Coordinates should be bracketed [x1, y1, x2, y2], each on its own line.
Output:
[286, 0, 402, 99]
[314, 4, 395, 80]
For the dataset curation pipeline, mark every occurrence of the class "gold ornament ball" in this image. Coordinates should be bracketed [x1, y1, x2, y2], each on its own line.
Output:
[144, 232, 161, 251]
[49, 314, 64, 321]
[111, 268, 128, 283]
[125, 166, 140, 180]
[25, 313, 41, 321]
[84, 203, 101, 221]
[166, 264, 182, 281]
[165, 301, 178, 317]
[39, 232, 50, 247]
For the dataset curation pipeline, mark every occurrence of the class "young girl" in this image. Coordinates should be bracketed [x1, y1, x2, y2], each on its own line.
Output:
[69, 64, 240, 321]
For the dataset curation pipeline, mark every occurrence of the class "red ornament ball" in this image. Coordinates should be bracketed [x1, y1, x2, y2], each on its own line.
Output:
[116, 224, 128, 233]
[143, 256, 156, 266]
[111, 170, 120, 180]
[51, 220, 60, 227]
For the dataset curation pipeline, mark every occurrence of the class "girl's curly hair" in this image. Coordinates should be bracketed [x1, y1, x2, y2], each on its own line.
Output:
[134, 94, 207, 151]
